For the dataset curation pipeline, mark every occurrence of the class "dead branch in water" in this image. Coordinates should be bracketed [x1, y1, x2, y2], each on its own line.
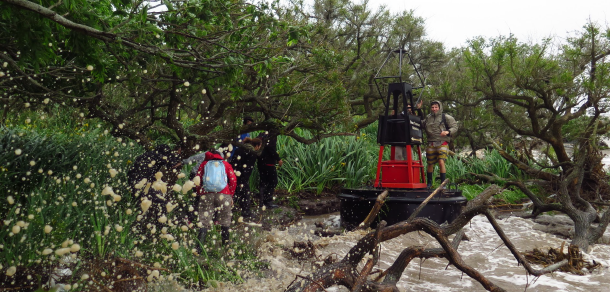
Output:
[407, 179, 449, 222]
[285, 185, 505, 292]
[356, 190, 388, 230]
[286, 183, 596, 292]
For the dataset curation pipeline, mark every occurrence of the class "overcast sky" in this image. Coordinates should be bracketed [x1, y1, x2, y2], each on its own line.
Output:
[366, 0, 609, 49]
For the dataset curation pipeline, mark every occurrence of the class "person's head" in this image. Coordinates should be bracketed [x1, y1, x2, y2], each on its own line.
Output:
[243, 116, 254, 125]
[250, 138, 263, 150]
[407, 104, 413, 113]
[431, 101, 440, 114]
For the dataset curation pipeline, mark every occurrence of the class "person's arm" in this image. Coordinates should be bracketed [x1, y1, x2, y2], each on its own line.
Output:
[224, 162, 237, 195]
[447, 115, 459, 136]
[194, 161, 207, 194]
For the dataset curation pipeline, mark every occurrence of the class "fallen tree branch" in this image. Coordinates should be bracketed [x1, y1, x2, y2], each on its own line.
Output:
[407, 179, 449, 222]
[351, 221, 387, 292]
[357, 190, 389, 230]
[286, 185, 507, 292]
[483, 210, 569, 276]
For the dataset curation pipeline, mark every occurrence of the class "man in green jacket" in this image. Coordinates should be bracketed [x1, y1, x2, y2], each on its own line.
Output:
[423, 101, 458, 188]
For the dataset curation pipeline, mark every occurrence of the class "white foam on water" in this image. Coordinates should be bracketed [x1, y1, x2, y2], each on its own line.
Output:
[197, 214, 610, 292]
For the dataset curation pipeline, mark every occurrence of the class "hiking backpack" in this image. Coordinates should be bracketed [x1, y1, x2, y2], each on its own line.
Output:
[202, 160, 228, 192]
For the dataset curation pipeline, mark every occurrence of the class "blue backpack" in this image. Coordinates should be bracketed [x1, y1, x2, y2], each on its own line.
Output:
[202, 160, 228, 192]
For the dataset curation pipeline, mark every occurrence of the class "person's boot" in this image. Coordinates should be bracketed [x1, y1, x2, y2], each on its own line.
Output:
[426, 172, 433, 188]
[264, 201, 279, 209]
[196, 228, 208, 253]
[221, 226, 230, 245]
[439, 173, 447, 184]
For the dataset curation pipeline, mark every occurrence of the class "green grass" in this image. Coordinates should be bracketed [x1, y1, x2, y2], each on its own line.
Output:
[460, 183, 527, 204]
[0, 108, 265, 289]
[270, 124, 529, 195]
[274, 126, 385, 194]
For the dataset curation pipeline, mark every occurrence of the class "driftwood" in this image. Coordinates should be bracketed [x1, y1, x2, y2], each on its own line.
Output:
[285, 183, 585, 292]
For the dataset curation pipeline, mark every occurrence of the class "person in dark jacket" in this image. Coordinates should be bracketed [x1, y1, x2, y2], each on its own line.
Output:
[229, 137, 262, 218]
[127, 144, 182, 196]
[257, 132, 283, 209]
[127, 144, 182, 231]
[195, 150, 237, 249]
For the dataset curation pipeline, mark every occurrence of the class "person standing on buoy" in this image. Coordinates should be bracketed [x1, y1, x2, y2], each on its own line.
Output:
[422, 101, 458, 188]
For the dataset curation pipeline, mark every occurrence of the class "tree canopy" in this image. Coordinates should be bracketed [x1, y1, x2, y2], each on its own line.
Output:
[0, 0, 446, 155]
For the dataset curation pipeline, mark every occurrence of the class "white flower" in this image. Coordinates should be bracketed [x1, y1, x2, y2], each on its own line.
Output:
[201, 89, 207, 94]
[14, 149, 22, 155]
[109, 169, 118, 178]
[166, 202, 176, 213]
[171, 242, 180, 250]
[101, 186, 115, 196]
[43, 98, 50, 104]
[6, 266, 16, 277]
[55, 248, 71, 256]
[141, 199, 152, 213]
[70, 244, 81, 252]
[42, 249, 53, 255]
[115, 225, 124, 232]
[183, 81, 190, 87]
[44, 225, 53, 234]
[182, 180, 195, 194]
[86, 65, 94, 71]
[11, 225, 20, 234]
[158, 215, 167, 224]
[7, 196, 14, 205]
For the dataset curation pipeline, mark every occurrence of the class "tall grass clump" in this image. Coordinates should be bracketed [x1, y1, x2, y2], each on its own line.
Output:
[1, 109, 264, 290]
[274, 124, 383, 194]
[444, 149, 529, 183]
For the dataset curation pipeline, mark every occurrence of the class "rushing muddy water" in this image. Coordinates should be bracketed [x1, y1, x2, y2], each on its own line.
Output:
[200, 213, 610, 292]
[195, 145, 610, 291]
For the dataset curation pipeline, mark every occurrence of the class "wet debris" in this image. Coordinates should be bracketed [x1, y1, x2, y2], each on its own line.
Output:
[524, 242, 602, 275]
[286, 241, 316, 260]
